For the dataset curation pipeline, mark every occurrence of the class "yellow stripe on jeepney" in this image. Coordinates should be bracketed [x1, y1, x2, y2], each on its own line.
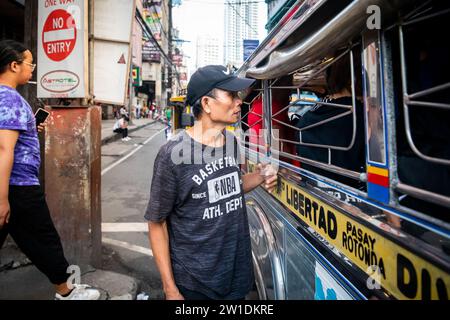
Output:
[367, 166, 389, 177]
[247, 163, 449, 300]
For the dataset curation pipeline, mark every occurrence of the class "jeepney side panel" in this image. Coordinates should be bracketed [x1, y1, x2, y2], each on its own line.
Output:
[246, 186, 362, 300]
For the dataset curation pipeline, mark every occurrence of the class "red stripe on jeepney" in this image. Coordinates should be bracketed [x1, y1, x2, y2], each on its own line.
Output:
[367, 173, 389, 188]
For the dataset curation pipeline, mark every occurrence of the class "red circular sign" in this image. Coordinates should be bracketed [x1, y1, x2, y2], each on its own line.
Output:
[42, 9, 77, 62]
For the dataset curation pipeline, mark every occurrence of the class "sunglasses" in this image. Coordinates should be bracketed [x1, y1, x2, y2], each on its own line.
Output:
[207, 89, 249, 101]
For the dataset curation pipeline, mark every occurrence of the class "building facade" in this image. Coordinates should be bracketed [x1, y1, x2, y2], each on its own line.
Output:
[141, 0, 171, 110]
[196, 35, 221, 69]
[224, 1, 258, 68]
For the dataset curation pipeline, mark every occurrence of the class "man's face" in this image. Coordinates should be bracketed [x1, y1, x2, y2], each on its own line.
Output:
[203, 89, 242, 125]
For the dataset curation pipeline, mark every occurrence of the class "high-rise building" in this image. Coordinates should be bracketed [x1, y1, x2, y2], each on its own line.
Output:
[196, 35, 221, 69]
[224, 1, 259, 67]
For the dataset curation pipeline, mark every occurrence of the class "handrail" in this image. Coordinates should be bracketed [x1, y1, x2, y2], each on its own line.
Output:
[396, 182, 450, 209]
[271, 149, 365, 182]
[246, 0, 409, 79]
[270, 49, 359, 157]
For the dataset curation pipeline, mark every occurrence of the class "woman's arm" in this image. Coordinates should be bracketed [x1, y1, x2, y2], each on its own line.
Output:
[0, 130, 19, 228]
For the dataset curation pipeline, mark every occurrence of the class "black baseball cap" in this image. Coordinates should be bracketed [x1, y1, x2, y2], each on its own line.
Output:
[186, 65, 255, 106]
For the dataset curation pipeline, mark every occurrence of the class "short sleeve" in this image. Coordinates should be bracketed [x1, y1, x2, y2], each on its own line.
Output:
[144, 144, 178, 222]
[0, 90, 28, 131]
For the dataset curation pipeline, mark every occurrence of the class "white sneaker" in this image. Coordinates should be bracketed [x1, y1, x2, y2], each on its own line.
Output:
[55, 284, 101, 300]
[125, 137, 132, 141]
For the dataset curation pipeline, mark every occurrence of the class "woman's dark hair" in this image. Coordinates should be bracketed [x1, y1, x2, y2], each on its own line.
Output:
[0, 40, 28, 74]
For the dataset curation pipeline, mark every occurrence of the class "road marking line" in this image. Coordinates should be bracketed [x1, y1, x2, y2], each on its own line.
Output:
[101, 127, 166, 176]
[102, 237, 153, 257]
[102, 223, 148, 232]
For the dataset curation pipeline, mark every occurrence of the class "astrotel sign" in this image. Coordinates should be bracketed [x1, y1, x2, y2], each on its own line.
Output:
[42, 9, 77, 62]
[37, 0, 87, 98]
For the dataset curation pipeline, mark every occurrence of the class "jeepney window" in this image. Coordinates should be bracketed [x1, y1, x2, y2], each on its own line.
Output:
[268, 47, 366, 190]
[363, 30, 386, 165]
[393, 1, 450, 221]
[239, 81, 264, 152]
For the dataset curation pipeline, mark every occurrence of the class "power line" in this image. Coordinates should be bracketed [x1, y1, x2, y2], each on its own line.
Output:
[143, 1, 185, 89]
[143, 2, 170, 42]
[151, 5, 170, 41]
[136, 9, 182, 87]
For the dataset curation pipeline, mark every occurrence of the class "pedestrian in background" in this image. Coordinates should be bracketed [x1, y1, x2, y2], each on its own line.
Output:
[113, 115, 131, 142]
[136, 101, 141, 119]
[146, 65, 278, 300]
[0, 40, 100, 300]
[142, 104, 149, 119]
[120, 105, 129, 118]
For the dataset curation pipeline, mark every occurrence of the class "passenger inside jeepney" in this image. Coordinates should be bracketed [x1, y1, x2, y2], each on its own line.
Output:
[291, 51, 366, 188]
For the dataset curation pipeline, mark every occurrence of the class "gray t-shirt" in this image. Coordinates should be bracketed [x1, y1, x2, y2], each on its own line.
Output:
[145, 130, 253, 299]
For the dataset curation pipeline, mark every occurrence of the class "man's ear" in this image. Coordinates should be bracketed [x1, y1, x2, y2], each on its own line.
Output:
[201, 96, 211, 114]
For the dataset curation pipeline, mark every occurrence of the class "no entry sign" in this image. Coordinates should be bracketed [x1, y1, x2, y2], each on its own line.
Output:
[38, 0, 87, 99]
[42, 9, 77, 62]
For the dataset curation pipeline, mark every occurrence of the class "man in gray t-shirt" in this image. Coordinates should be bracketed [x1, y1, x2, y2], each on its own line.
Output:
[145, 65, 277, 300]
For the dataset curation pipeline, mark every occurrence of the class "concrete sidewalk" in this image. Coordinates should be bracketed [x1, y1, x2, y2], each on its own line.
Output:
[0, 118, 160, 300]
[101, 118, 159, 145]
[0, 245, 139, 300]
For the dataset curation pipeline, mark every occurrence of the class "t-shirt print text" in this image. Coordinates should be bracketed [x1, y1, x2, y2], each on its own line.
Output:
[202, 196, 244, 220]
[203, 173, 243, 220]
[208, 172, 240, 203]
[191, 156, 239, 186]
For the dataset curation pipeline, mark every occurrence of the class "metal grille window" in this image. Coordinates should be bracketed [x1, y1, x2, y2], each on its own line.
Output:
[395, 0, 450, 212]
[239, 83, 265, 152]
[265, 47, 367, 187]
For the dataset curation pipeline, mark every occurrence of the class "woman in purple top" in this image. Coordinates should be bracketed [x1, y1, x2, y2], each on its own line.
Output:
[0, 40, 99, 300]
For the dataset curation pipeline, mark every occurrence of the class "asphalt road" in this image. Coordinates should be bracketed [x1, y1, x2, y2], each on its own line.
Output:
[100, 122, 258, 300]
[101, 121, 167, 300]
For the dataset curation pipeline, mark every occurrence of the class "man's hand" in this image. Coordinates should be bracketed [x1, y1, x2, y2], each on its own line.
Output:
[0, 200, 10, 229]
[37, 121, 48, 133]
[257, 163, 278, 193]
[164, 287, 184, 300]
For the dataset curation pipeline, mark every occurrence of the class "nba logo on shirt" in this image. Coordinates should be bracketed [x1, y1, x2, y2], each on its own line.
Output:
[207, 172, 241, 203]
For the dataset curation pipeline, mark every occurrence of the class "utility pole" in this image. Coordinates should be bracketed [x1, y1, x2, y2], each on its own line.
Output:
[128, 62, 135, 125]
[23, 0, 42, 183]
